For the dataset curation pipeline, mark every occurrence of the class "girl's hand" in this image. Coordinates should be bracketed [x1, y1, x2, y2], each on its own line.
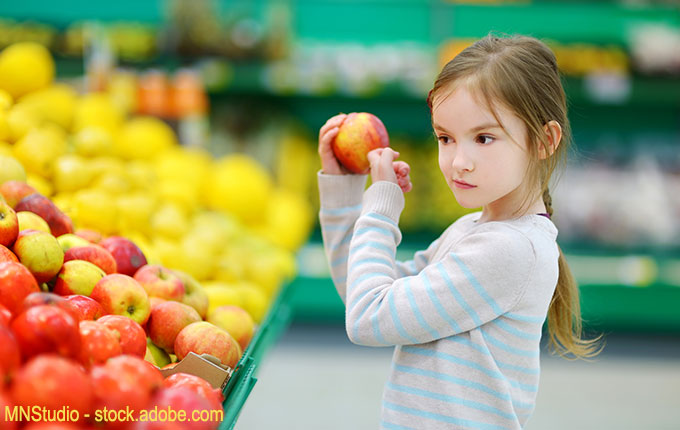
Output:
[318, 114, 349, 175]
[367, 148, 413, 193]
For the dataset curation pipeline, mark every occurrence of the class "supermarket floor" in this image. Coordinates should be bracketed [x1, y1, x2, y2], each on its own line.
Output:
[236, 323, 680, 430]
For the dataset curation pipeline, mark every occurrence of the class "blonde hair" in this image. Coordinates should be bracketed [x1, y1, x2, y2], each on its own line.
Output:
[428, 34, 601, 359]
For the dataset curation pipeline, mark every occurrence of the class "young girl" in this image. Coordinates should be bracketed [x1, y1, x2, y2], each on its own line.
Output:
[317, 34, 600, 429]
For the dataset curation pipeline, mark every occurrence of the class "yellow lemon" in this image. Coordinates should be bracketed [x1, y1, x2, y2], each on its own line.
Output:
[0, 42, 55, 99]
[235, 282, 269, 323]
[72, 93, 124, 134]
[156, 179, 199, 214]
[72, 126, 114, 157]
[0, 110, 9, 141]
[73, 188, 118, 235]
[125, 160, 156, 190]
[150, 202, 189, 240]
[152, 236, 183, 270]
[205, 286, 243, 314]
[0, 89, 13, 110]
[13, 125, 67, 178]
[17, 83, 77, 129]
[0, 154, 26, 184]
[6, 104, 41, 142]
[259, 189, 314, 251]
[26, 173, 52, 197]
[116, 192, 157, 235]
[115, 116, 177, 160]
[52, 154, 95, 193]
[17, 211, 50, 233]
[154, 147, 211, 190]
[92, 169, 132, 195]
[0, 141, 13, 156]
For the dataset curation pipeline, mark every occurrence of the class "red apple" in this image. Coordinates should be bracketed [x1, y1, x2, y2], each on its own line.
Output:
[15, 193, 74, 237]
[0, 261, 39, 315]
[0, 303, 11, 326]
[0, 201, 19, 247]
[174, 321, 242, 369]
[0, 390, 17, 430]
[163, 372, 224, 411]
[149, 296, 166, 311]
[0, 180, 37, 208]
[78, 320, 123, 368]
[147, 300, 201, 354]
[142, 386, 219, 430]
[175, 269, 209, 319]
[134, 264, 185, 301]
[12, 229, 64, 283]
[53, 259, 106, 296]
[10, 355, 93, 421]
[99, 236, 147, 276]
[0, 326, 21, 385]
[63, 294, 105, 320]
[90, 274, 151, 325]
[207, 305, 255, 352]
[23, 423, 83, 430]
[98, 314, 147, 357]
[63, 244, 117, 274]
[0, 244, 18, 263]
[332, 112, 390, 173]
[10, 305, 81, 360]
[74, 228, 103, 244]
[21, 292, 81, 322]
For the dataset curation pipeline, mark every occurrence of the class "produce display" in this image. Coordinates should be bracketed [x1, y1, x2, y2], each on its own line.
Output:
[0, 40, 315, 429]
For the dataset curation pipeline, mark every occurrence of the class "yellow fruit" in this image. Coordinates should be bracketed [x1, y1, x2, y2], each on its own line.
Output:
[0, 89, 13, 110]
[52, 154, 95, 193]
[156, 179, 199, 213]
[175, 235, 215, 281]
[205, 154, 273, 225]
[72, 93, 124, 134]
[6, 104, 40, 142]
[0, 154, 26, 184]
[92, 169, 132, 195]
[154, 147, 211, 190]
[235, 282, 269, 323]
[26, 173, 52, 197]
[0, 42, 55, 99]
[13, 125, 67, 178]
[51, 193, 78, 226]
[125, 160, 156, 190]
[0, 110, 9, 141]
[72, 126, 114, 157]
[0, 141, 13, 156]
[213, 251, 247, 283]
[116, 192, 157, 235]
[150, 202, 189, 240]
[17, 83, 77, 129]
[205, 286, 243, 314]
[259, 189, 314, 251]
[73, 188, 118, 235]
[17, 211, 50, 233]
[115, 116, 177, 160]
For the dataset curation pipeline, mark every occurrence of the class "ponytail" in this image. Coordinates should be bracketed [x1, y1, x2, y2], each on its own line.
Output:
[543, 189, 603, 359]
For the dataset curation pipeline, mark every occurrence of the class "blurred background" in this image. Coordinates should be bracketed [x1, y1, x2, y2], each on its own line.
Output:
[0, 0, 678, 429]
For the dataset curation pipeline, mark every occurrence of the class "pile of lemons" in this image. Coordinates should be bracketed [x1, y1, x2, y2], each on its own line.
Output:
[0, 42, 316, 323]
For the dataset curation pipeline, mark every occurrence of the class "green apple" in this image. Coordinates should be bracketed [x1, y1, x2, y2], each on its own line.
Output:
[53, 260, 106, 296]
[12, 229, 64, 283]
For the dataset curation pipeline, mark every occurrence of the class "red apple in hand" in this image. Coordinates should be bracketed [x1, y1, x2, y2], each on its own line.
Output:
[332, 112, 389, 173]
[134, 264, 185, 301]
[90, 274, 151, 325]
[98, 314, 147, 357]
[147, 300, 201, 354]
[0, 180, 37, 208]
[0, 201, 19, 247]
[63, 244, 117, 274]
[15, 193, 74, 237]
[174, 321, 242, 369]
[12, 229, 64, 283]
[63, 294, 105, 320]
[99, 236, 147, 276]
[10, 305, 81, 360]
[78, 320, 123, 367]
[0, 261, 39, 315]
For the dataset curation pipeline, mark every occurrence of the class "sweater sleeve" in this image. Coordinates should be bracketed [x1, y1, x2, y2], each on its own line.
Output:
[346, 181, 537, 346]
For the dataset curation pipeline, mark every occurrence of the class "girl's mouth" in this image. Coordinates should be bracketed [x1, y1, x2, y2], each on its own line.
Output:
[453, 179, 476, 189]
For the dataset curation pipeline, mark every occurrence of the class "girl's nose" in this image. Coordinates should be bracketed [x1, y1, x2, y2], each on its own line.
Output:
[452, 146, 474, 172]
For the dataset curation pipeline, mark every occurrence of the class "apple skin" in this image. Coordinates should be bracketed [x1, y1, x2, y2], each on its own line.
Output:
[134, 264, 185, 302]
[332, 112, 390, 173]
[10, 355, 93, 421]
[78, 320, 123, 368]
[147, 300, 201, 354]
[0, 244, 18, 263]
[0, 391, 17, 430]
[163, 372, 225, 411]
[90, 274, 151, 325]
[99, 236, 148, 276]
[12, 229, 64, 283]
[207, 305, 255, 352]
[56, 233, 91, 251]
[10, 305, 81, 360]
[142, 387, 217, 430]
[175, 269, 209, 319]
[0, 180, 38, 208]
[144, 337, 170, 367]
[53, 259, 107, 297]
[20, 292, 81, 322]
[63, 244, 117, 274]
[15, 193, 74, 237]
[0, 325, 21, 384]
[174, 321, 242, 369]
[63, 294, 105, 320]
[98, 314, 147, 357]
[16, 211, 51, 233]
[0, 303, 11, 326]
[74, 228, 103, 244]
[0, 261, 40, 315]
[0, 201, 19, 247]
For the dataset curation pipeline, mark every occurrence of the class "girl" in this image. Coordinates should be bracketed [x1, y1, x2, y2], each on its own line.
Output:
[317, 34, 600, 429]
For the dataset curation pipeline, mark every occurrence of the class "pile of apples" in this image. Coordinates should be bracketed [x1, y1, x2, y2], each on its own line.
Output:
[0, 180, 255, 429]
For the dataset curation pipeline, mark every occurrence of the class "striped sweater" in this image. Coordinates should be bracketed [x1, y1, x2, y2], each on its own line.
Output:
[318, 173, 560, 430]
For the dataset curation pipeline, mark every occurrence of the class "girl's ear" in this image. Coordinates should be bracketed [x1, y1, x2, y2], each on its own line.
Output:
[539, 120, 562, 159]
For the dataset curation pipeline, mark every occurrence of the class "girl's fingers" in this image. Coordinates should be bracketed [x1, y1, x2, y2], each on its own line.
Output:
[318, 114, 347, 142]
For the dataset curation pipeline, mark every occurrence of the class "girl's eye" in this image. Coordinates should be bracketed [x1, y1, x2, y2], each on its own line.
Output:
[476, 135, 494, 145]
[437, 135, 451, 145]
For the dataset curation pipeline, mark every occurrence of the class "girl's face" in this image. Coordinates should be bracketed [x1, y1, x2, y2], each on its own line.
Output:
[432, 84, 533, 220]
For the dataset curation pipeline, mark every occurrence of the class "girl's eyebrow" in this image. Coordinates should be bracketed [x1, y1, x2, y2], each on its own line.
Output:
[432, 122, 501, 134]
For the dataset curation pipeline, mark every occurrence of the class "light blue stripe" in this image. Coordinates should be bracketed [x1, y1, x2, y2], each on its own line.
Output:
[321, 204, 362, 216]
[449, 252, 503, 316]
[504, 312, 545, 324]
[491, 319, 542, 341]
[322, 224, 349, 232]
[355, 226, 394, 238]
[371, 308, 389, 345]
[481, 329, 539, 358]
[496, 360, 540, 376]
[388, 290, 421, 344]
[404, 278, 440, 339]
[444, 336, 540, 376]
[387, 382, 516, 420]
[352, 296, 374, 341]
[348, 271, 391, 299]
[435, 263, 480, 327]
[349, 256, 393, 272]
[330, 233, 352, 252]
[366, 212, 398, 227]
[350, 240, 394, 257]
[330, 256, 346, 268]
[383, 401, 510, 430]
[423, 270, 463, 332]
[381, 420, 416, 430]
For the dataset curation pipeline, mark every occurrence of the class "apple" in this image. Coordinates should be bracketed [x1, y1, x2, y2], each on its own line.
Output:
[78, 320, 123, 367]
[332, 112, 390, 173]
[0, 391, 17, 430]
[100, 236, 147, 276]
[144, 337, 170, 368]
[142, 387, 218, 430]
[0, 201, 19, 247]
[15, 193, 74, 237]
[74, 228, 103, 244]
[10, 305, 81, 360]
[90, 274, 151, 325]
[174, 321, 242, 369]
[0, 325, 21, 384]
[149, 296, 166, 310]
[0, 261, 40, 315]
[134, 264, 185, 301]
[21, 292, 81, 322]
[0, 303, 11, 326]
[12, 229, 64, 283]
[0, 180, 37, 208]
[175, 269, 209, 318]
[0, 244, 18, 262]
[16, 210, 50, 233]
[23, 424, 83, 430]
[10, 355, 93, 421]
[147, 300, 201, 354]
[207, 305, 255, 352]
[56, 233, 91, 251]
[98, 314, 147, 357]
[53, 260, 106, 297]
[163, 372, 224, 411]
[63, 294, 105, 320]
[63, 244, 117, 274]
